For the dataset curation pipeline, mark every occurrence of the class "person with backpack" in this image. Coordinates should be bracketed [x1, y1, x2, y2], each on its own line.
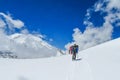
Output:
[69, 44, 79, 60]
[72, 44, 78, 60]
[69, 45, 73, 55]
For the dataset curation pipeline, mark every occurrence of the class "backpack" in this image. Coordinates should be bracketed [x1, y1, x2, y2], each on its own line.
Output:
[73, 45, 78, 54]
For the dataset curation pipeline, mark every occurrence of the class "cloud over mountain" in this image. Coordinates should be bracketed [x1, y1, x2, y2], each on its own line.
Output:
[0, 12, 60, 58]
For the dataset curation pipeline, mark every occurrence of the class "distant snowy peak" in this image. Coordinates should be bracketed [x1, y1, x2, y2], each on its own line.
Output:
[0, 33, 63, 58]
[9, 33, 54, 50]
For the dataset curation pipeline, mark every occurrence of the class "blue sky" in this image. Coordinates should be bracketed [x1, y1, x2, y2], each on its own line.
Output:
[0, 0, 120, 50]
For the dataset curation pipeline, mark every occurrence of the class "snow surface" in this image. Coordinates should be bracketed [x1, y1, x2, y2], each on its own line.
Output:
[0, 38, 120, 80]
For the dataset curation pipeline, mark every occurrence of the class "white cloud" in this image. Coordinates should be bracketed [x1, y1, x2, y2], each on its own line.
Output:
[65, 25, 112, 51]
[11, 19, 24, 28]
[21, 29, 29, 34]
[31, 31, 46, 39]
[94, 1, 104, 12]
[0, 12, 24, 29]
[83, 20, 93, 27]
[93, 0, 120, 12]
[65, 0, 120, 51]
[107, 0, 120, 10]
[116, 23, 120, 27]
[0, 19, 6, 28]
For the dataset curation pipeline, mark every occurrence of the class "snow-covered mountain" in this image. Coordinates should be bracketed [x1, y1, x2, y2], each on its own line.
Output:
[0, 12, 64, 58]
[0, 33, 63, 58]
[0, 38, 120, 80]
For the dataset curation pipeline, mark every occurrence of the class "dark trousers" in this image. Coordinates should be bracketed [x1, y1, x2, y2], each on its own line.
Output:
[72, 52, 76, 60]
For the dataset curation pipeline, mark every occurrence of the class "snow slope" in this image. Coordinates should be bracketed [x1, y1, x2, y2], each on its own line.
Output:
[0, 38, 120, 80]
[80, 38, 120, 80]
